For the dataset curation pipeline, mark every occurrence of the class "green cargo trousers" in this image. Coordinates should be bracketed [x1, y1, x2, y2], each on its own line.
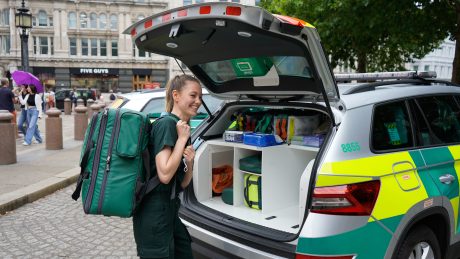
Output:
[133, 190, 193, 259]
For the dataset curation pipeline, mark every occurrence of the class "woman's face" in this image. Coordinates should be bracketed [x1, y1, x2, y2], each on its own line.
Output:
[173, 81, 202, 119]
[27, 87, 32, 93]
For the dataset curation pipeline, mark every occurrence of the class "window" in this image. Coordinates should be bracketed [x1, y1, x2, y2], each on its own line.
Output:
[100, 39, 107, 56]
[81, 38, 88, 56]
[183, 0, 192, 5]
[110, 14, 117, 30]
[68, 12, 76, 28]
[33, 36, 49, 55]
[91, 38, 97, 56]
[50, 37, 54, 55]
[80, 12, 88, 28]
[0, 35, 10, 54]
[38, 10, 48, 26]
[413, 65, 418, 71]
[0, 9, 9, 26]
[195, 0, 204, 3]
[69, 37, 77, 55]
[90, 13, 97, 29]
[415, 96, 460, 144]
[99, 13, 106, 29]
[111, 40, 118, 56]
[32, 16, 36, 27]
[424, 65, 430, 71]
[372, 101, 413, 151]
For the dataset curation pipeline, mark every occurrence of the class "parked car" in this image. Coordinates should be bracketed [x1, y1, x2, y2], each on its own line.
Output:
[55, 88, 100, 110]
[110, 88, 223, 130]
[126, 3, 460, 259]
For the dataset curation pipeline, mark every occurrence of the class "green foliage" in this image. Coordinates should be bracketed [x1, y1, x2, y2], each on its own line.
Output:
[262, 0, 456, 73]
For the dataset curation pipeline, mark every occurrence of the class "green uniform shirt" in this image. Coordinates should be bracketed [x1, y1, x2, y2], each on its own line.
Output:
[150, 113, 185, 193]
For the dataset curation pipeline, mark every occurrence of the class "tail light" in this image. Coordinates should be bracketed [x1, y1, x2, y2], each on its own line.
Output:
[311, 180, 380, 216]
[296, 254, 354, 259]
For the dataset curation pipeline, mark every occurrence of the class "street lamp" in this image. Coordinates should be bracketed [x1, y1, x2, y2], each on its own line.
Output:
[15, 0, 32, 72]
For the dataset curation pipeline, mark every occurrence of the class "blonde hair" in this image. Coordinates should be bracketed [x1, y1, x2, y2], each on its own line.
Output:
[165, 75, 200, 112]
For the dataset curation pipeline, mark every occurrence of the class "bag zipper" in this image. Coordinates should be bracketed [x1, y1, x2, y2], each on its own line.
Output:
[84, 108, 109, 213]
[97, 109, 121, 214]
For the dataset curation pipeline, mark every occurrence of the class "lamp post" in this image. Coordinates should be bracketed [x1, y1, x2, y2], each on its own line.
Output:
[15, 0, 32, 72]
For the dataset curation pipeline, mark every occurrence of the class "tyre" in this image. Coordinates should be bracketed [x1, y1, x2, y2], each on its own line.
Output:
[395, 225, 441, 259]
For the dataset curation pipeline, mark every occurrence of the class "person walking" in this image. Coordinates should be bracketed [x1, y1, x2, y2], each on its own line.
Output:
[133, 75, 201, 258]
[0, 78, 16, 132]
[16, 85, 29, 136]
[19, 85, 43, 146]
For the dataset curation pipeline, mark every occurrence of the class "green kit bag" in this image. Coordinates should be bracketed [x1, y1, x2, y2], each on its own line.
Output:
[244, 174, 262, 210]
[72, 108, 159, 218]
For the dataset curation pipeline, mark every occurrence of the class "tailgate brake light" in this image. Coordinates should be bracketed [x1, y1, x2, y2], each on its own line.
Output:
[311, 180, 380, 216]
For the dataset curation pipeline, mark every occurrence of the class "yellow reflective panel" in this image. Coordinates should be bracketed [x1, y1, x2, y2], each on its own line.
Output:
[109, 99, 124, 109]
[320, 152, 415, 177]
[371, 175, 428, 221]
[315, 175, 373, 187]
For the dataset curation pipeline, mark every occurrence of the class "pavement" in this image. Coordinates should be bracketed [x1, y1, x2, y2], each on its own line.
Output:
[0, 110, 89, 215]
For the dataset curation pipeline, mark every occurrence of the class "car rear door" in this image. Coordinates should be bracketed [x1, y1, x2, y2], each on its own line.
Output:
[124, 2, 340, 123]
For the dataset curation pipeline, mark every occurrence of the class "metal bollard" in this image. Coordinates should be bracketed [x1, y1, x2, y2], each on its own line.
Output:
[77, 98, 84, 107]
[45, 108, 63, 150]
[74, 105, 88, 141]
[87, 99, 94, 119]
[0, 110, 16, 165]
[91, 103, 101, 116]
[64, 98, 71, 115]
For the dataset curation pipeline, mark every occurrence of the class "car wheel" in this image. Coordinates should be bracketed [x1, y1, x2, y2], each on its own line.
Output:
[395, 225, 441, 259]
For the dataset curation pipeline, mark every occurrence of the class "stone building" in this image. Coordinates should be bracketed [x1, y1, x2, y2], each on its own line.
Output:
[0, 0, 170, 93]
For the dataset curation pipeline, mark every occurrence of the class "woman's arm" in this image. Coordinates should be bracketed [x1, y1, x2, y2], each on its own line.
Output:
[18, 94, 27, 105]
[155, 137, 188, 184]
[35, 94, 43, 118]
[181, 145, 194, 189]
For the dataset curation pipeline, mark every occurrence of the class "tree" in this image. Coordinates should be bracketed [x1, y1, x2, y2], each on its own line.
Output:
[447, 1, 460, 83]
[261, 0, 455, 75]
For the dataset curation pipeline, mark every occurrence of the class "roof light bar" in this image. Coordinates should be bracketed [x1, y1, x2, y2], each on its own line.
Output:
[335, 71, 437, 82]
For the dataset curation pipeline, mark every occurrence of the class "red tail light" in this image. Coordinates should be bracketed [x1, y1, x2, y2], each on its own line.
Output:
[199, 6, 211, 15]
[296, 254, 354, 259]
[226, 6, 241, 16]
[311, 180, 380, 216]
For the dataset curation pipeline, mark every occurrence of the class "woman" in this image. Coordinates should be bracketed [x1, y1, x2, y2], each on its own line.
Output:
[133, 75, 201, 258]
[19, 85, 43, 146]
[16, 85, 29, 136]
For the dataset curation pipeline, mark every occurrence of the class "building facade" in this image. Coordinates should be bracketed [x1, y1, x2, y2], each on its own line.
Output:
[0, 0, 172, 93]
[405, 38, 456, 81]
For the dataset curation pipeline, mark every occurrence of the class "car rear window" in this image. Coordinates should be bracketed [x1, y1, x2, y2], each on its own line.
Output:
[372, 101, 414, 151]
[198, 56, 312, 83]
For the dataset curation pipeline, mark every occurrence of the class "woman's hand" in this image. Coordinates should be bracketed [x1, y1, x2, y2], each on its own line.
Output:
[183, 145, 195, 167]
[176, 120, 191, 142]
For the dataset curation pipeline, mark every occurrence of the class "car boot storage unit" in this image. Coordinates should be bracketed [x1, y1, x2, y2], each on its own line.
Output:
[193, 139, 318, 234]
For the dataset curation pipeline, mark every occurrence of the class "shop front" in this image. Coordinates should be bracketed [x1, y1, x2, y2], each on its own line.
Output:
[69, 68, 119, 93]
[32, 67, 55, 91]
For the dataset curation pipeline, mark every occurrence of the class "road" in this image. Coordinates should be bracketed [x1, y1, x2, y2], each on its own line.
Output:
[0, 186, 138, 258]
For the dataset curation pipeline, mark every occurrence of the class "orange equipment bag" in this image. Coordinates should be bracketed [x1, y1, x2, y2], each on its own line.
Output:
[212, 165, 233, 195]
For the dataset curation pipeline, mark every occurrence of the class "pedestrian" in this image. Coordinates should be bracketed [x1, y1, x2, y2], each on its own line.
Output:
[133, 75, 201, 258]
[19, 85, 43, 146]
[70, 88, 77, 110]
[0, 78, 16, 133]
[47, 88, 55, 108]
[109, 90, 116, 101]
[16, 85, 29, 136]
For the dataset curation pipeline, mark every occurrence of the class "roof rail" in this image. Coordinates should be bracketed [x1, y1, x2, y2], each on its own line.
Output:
[335, 71, 436, 82]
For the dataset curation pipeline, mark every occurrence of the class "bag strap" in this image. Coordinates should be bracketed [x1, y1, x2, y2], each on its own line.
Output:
[72, 113, 99, 201]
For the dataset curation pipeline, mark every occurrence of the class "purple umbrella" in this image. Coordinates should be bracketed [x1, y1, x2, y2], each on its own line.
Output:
[11, 70, 44, 93]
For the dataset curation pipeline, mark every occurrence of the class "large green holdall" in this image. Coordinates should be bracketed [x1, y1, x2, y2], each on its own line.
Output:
[71, 108, 159, 217]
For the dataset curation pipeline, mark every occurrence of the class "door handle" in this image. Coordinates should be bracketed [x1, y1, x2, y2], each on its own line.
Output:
[439, 174, 456, 184]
